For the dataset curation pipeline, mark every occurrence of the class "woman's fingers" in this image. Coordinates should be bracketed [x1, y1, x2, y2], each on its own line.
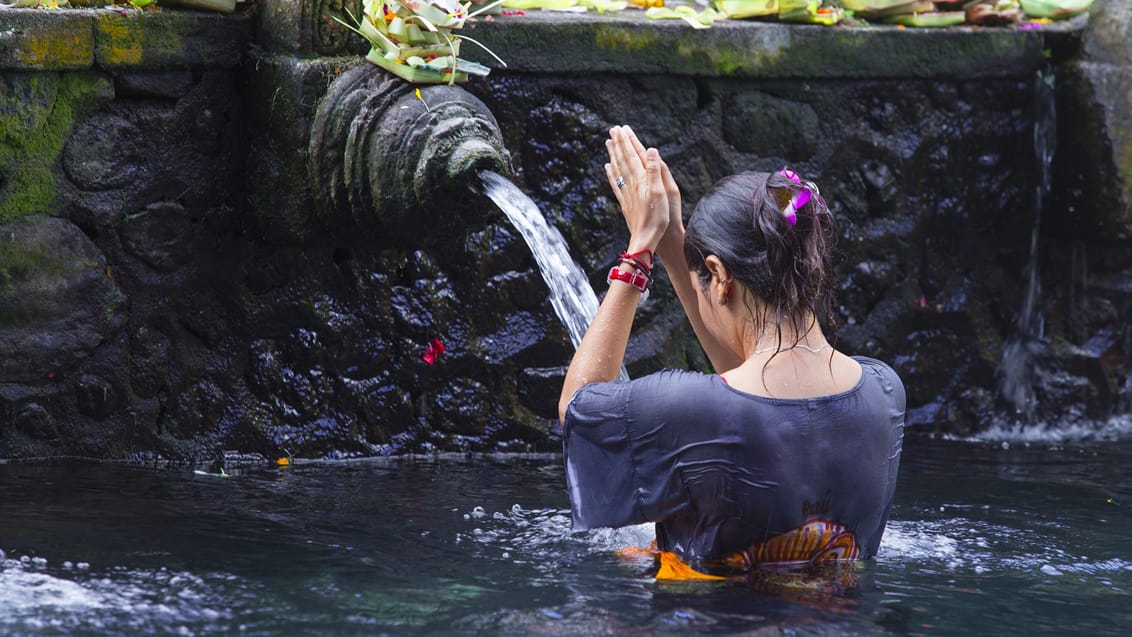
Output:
[607, 126, 670, 245]
[645, 149, 666, 211]
[622, 125, 649, 166]
[604, 162, 625, 206]
[658, 158, 683, 232]
[606, 134, 633, 191]
[646, 148, 662, 188]
[658, 158, 681, 201]
[609, 127, 644, 184]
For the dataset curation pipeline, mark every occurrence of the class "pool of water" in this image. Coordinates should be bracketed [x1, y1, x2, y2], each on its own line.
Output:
[2, 434, 1130, 636]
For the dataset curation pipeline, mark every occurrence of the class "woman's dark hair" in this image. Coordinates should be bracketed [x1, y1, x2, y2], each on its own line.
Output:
[683, 171, 837, 348]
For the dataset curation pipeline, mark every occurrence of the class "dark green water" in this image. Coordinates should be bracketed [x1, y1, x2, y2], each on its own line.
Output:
[2, 434, 1130, 636]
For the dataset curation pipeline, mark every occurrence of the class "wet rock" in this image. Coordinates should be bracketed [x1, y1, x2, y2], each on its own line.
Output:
[522, 97, 606, 192]
[119, 201, 193, 272]
[337, 376, 413, 445]
[519, 366, 567, 419]
[722, 90, 819, 160]
[60, 71, 243, 235]
[427, 377, 500, 438]
[0, 216, 126, 383]
[465, 223, 532, 278]
[114, 71, 194, 100]
[165, 379, 226, 440]
[129, 326, 170, 400]
[76, 375, 118, 421]
[482, 270, 547, 312]
[62, 112, 143, 191]
[15, 403, 57, 440]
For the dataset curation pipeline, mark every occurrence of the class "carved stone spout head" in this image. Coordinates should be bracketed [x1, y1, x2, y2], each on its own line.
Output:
[309, 64, 510, 242]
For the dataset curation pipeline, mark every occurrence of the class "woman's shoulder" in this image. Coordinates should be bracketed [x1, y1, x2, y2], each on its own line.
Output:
[637, 368, 720, 388]
[851, 356, 902, 382]
[569, 369, 719, 411]
[849, 355, 906, 404]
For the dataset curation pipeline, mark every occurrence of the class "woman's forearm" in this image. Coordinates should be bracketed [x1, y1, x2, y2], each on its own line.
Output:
[558, 272, 644, 424]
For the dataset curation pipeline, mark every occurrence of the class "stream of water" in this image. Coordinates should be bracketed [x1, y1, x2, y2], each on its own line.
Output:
[480, 170, 629, 380]
[2, 434, 1130, 636]
[480, 170, 601, 351]
[997, 69, 1057, 423]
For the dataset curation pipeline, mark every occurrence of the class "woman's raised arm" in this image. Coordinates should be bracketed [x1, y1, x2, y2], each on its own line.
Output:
[616, 128, 744, 372]
[558, 127, 669, 424]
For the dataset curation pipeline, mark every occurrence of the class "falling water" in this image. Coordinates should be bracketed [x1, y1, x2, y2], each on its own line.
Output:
[479, 171, 600, 350]
[480, 173, 629, 380]
[997, 70, 1057, 423]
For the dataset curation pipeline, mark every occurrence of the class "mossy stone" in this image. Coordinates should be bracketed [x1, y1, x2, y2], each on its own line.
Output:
[0, 71, 113, 223]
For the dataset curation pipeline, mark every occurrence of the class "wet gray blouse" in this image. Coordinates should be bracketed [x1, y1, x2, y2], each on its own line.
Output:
[563, 357, 906, 562]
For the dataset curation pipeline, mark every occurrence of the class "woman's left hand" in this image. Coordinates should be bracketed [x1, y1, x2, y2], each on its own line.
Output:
[604, 125, 668, 255]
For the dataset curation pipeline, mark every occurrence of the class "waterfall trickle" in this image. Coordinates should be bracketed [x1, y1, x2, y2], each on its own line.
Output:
[480, 171, 628, 380]
[997, 70, 1057, 423]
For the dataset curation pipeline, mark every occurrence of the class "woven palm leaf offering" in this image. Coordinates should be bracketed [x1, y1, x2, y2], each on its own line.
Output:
[336, 0, 505, 84]
[841, 0, 964, 26]
[839, 0, 934, 18]
[1019, 0, 1092, 19]
[777, 0, 842, 23]
[964, 0, 1022, 26]
[710, 0, 841, 24]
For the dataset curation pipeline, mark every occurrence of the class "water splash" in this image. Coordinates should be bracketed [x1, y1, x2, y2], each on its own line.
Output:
[0, 552, 236, 634]
[458, 503, 655, 573]
[480, 171, 628, 380]
[964, 412, 1132, 445]
[881, 518, 1131, 587]
[997, 69, 1057, 424]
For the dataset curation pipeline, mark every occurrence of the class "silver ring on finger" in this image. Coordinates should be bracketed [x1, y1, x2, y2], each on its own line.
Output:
[615, 176, 626, 189]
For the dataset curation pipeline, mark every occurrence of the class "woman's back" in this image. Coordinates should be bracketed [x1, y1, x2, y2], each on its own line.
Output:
[564, 357, 905, 568]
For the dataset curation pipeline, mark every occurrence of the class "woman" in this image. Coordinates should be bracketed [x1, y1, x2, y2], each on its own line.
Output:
[558, 126, 905, 579]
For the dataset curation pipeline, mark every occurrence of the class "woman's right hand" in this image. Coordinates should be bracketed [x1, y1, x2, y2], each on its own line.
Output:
[604, 126, 669, 256]
[606, 126, 684, 260]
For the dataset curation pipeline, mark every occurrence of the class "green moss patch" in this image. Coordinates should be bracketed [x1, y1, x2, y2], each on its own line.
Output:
[0, 71, 112, 223]
[0, 229, 74, 295]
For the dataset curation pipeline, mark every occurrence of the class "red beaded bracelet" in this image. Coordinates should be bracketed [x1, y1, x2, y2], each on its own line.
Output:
[618, 249, 654, 276]
[607, 266, 650, 302]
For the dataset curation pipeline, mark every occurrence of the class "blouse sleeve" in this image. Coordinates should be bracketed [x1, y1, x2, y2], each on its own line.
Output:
[562, 374, 692, 530]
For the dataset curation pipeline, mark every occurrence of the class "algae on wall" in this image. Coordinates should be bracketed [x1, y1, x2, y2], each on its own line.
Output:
[0, 71, 112, 223]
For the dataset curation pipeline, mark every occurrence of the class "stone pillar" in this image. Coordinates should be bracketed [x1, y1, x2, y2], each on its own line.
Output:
[1056, 0, 1132, 239]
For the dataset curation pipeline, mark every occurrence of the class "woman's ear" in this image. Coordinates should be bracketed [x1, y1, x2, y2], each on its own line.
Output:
[704, 255, 731, 285]
[704, 255, 733, 305]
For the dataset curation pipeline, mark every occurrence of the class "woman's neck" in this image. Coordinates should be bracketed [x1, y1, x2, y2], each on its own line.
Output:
[742, 312, 828, 359]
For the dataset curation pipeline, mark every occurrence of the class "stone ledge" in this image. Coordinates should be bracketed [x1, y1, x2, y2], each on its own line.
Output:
[0, 10, 95, 70]
[460, 13, 1071, 80]
[0, 7, 254, 72]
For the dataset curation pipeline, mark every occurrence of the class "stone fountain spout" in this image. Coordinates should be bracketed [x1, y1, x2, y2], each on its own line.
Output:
[309, 64, 510, 240]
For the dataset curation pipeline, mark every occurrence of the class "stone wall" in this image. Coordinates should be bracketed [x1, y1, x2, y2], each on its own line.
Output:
[0, 3, 1128, 461]
[1, 9, 255, 459]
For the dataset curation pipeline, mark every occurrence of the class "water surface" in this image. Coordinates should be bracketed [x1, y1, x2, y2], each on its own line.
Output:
[2, 435, 1129, 635]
